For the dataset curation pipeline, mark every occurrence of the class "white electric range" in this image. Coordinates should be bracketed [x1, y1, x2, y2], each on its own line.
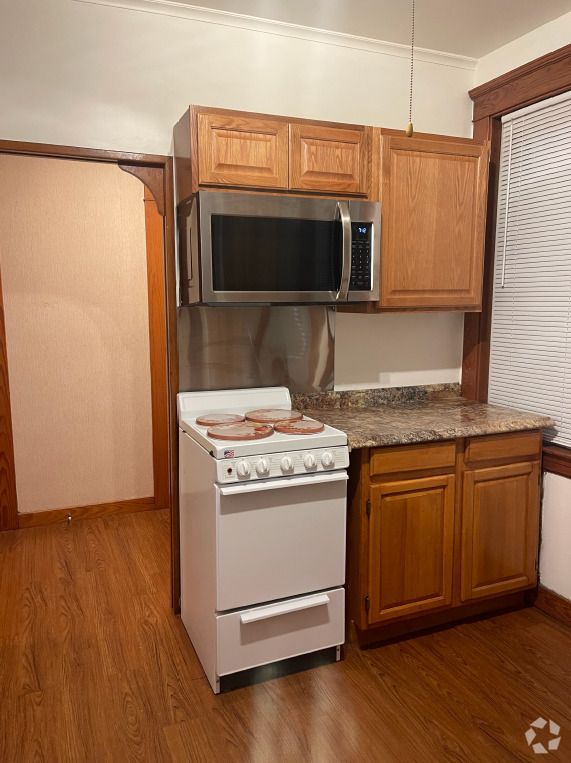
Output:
[178, 386, 348, 693]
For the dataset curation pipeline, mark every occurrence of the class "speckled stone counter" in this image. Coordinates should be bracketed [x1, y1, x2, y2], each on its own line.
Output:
[293, 390, 554, 450]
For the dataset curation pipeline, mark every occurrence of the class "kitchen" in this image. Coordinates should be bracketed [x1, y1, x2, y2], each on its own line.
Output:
[1, 0, 571, 760]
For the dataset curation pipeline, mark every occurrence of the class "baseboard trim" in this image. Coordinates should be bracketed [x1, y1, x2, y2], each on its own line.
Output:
[530, 585, 571, 627]
[18, 496, 157, 528]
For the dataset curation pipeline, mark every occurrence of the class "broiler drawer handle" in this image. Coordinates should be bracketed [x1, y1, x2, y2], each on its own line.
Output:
[239, 594, 331, 624]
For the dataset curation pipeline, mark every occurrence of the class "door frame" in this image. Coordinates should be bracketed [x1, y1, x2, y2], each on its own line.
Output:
[0, 140, 179, 607]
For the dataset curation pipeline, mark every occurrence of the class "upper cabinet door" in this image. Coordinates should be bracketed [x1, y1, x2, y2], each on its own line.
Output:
[197, 113, 289, 189]
[289, 124, 369, 195]
[380, 133, 489, 310]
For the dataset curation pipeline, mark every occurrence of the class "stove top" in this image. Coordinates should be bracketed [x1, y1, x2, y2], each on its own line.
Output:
[178, 387, 347, 459]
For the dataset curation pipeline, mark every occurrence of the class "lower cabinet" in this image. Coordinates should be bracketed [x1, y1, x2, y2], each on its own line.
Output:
[368, 475, 455, 624]
[348, 431, 542, 635]
[461, 460, 540, 602]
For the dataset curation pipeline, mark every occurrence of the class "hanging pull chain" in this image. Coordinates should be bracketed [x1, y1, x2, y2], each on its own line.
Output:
[406, 0, 415, 137]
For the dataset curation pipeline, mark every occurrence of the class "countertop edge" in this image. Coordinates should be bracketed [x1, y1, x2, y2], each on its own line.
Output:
[345, 417, 554, 451]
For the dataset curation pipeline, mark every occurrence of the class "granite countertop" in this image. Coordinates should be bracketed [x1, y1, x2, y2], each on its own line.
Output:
[291, 386, 554, 450]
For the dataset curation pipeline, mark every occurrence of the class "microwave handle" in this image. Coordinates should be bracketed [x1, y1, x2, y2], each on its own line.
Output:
[186, 213, 193, 284]
[336, 201, 351, 301]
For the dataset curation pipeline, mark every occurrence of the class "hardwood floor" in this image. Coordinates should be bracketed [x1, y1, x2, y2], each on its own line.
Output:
[1, 510, 569, 762]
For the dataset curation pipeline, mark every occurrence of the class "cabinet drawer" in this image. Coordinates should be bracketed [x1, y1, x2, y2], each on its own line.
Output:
[371, 441, 456, 476]
[465, 431, 541, 464]
[217, 588, 344, 676]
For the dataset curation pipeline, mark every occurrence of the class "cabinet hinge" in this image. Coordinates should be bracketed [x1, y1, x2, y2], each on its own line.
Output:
[365, 595, 370, 613]
[366, 499, 371, 518]
[535, 558, 539, 572]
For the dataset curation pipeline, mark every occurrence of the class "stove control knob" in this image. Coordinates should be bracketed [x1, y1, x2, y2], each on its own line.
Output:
[280, 456, 294, 473]
[237, 460, 251, 478]
[303, 453, 316, 469]
[256, 458, 270, 476]
[321, 451, 335, 468]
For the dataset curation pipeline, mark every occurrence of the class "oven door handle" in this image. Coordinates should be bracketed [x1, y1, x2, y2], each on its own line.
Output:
[336, 200, 352, 302]
[240, 593, 331, 624]
[218, 471, 348, 496]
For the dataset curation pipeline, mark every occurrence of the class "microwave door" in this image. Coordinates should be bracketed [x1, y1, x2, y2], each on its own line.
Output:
[199, 192, 347, 304]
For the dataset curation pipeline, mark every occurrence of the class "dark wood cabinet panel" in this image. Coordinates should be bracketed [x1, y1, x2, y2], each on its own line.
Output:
[368, 474, 455, 624]
[461, 460, 540, 601]
[370, 441, 456, 475]
[348, 431, 543, 639]
[465, 430, 541, 464]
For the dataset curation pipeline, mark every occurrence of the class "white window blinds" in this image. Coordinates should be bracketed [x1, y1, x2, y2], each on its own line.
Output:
[488, 90, 571, 447]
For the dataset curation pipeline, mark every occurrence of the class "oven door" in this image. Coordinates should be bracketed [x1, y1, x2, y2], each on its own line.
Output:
[195, 190, 379, 305]
[215, 471, 347, 611]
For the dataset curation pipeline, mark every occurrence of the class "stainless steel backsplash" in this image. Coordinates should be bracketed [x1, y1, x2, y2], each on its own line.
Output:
[178, 306, 335, 393]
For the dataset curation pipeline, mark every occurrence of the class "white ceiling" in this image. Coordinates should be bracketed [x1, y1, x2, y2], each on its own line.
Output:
[169, 0, 571, 58]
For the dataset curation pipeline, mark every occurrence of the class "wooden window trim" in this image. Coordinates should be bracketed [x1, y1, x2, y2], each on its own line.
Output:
[0, 140, 180, 611]
[461, 44, 571, 479]
[543, 444, 571, 479]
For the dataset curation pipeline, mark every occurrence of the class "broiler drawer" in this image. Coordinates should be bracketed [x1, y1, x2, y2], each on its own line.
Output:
[217, 587, 344, 677]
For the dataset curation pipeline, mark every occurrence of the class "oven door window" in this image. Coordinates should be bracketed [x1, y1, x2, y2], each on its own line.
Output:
[211, 215, 342, 292]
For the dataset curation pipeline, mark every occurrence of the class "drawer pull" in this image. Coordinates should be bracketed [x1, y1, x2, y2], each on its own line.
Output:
[240, 594, 330, 624]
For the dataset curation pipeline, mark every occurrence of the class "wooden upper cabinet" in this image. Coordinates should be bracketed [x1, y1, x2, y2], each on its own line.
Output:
[367, 474, 455, 624]
[461, 461, 540, 601]
[379, 131, 490, 310]
[289, 123, 369, 195]
[197, 112, 289, 190]
[173, 106, 373, 200]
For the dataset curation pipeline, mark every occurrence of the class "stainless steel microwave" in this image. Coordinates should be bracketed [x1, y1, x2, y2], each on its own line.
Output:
[177, 190, 380, 305]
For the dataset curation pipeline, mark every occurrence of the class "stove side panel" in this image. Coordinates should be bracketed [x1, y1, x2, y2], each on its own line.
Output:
[178, 305, 334, 393]
[179, 430, 218, 690]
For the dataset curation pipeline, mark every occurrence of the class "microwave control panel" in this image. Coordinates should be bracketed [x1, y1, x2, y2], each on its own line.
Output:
[350, 222, 373, 290]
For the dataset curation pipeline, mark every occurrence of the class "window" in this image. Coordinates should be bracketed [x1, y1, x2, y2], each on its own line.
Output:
[488, 91, 571, 447]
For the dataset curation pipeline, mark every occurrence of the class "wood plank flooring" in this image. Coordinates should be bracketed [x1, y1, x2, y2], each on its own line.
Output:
[1, 509, 569, 762]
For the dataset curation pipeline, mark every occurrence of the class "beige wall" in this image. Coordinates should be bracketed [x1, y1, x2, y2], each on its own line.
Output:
[0, 156, 153, 514]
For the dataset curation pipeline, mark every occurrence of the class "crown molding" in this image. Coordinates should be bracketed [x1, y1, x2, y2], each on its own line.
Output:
[73, 0, 478, 71]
